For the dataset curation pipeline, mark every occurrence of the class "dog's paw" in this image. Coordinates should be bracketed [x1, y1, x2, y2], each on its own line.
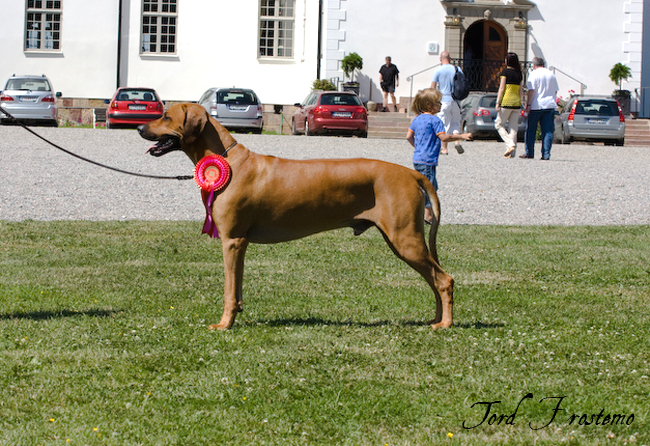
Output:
[208, 323, 232, 331]
[430, 321, 452, 330]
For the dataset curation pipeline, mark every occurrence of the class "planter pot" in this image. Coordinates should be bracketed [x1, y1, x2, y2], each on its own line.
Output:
[342, 82, 360, 95]
[613, 90, 631, 115]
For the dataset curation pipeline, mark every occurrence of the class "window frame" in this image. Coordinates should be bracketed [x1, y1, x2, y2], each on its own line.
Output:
[258, 0, 295, 60]
[24, 0, 63, 52]
[140, 0, 178, 55]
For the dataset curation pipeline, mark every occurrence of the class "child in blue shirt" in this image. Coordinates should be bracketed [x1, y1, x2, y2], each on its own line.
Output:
[406, 88, 472, 223]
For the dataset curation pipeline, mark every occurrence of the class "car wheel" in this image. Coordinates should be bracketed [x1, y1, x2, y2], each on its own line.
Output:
[305, 119, 312, 136]
[291, 119, 299, 135]
[616, 139, 624, 146]
[359, 130, 368, 138]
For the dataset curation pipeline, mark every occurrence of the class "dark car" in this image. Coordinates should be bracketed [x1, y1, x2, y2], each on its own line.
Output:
[292, 90, 368, 137]
[554, 96, 625, 146]
[105, 88, 164, 129]
[198, 87, 264, 134]
[460, 93, 526, 139]
[0, 74, 61, 127]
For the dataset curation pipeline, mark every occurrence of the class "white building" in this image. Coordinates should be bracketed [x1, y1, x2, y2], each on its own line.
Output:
[1, 0, 648, 116]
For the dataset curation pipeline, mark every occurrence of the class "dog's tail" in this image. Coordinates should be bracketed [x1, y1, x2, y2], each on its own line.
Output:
[416, 174, 442, 264]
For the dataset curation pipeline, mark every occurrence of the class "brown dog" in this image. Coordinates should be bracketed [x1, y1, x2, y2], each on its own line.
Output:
[138, 103, 454, 330]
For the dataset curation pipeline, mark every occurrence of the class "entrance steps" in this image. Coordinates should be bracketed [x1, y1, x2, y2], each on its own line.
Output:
[624, 119, 650, 146]
[368, 111, 412, 139]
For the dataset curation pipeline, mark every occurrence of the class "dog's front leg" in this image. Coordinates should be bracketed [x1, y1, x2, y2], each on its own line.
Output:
[209, 236, 249, 330]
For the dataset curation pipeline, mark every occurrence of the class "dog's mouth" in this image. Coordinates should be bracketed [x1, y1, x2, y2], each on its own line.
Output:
[146, 136, 182, 157]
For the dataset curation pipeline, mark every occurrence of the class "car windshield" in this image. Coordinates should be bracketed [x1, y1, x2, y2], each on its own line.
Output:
[5, 78, 51, 91]
[479, 96, 497, 108]
[117, 90, 158, 102]
[320, 94, 362, 106]
[574, 100, 618, 116]
[217, 90, 257, 105]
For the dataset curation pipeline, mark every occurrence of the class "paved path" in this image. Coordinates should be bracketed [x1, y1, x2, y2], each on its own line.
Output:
[1, 126, 649, 225]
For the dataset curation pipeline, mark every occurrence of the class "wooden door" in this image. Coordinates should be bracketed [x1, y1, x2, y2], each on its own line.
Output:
[482, 21, 507, 90]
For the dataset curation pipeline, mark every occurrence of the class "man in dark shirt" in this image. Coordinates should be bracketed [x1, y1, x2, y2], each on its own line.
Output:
[379, 56, 400, 112]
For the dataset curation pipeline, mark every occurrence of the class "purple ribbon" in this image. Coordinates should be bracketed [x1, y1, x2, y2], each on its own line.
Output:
[201, 189, 220, 238]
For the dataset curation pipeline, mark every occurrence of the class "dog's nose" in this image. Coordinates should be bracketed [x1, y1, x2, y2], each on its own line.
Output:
[137, 124, 145, 135]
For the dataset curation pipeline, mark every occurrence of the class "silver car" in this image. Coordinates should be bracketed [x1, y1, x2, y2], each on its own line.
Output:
[198, 87, 264, 134]
[0, 74, 61, 126]
[554, 96, 625, 146]
[460, 93, 526, 139]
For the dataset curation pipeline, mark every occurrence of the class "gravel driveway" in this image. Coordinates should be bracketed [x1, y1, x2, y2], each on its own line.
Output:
[1, 125, 648, 225]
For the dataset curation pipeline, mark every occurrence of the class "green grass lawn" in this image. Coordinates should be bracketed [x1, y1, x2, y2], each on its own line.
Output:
[1, 222, 649, 445]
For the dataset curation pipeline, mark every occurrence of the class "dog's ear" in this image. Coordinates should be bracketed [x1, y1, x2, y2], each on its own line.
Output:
[182, 104, 209, 142]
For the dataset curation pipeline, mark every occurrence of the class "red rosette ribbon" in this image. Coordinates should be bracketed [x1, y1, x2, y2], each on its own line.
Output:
[194, 155, 231, 193]
[194, 155, 232, 238]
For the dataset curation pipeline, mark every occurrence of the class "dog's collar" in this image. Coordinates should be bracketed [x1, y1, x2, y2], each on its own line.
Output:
[223, 141, 238, 157]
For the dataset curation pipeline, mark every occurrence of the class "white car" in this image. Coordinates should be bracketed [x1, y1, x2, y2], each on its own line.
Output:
[198, 87, 264, 134]
[0, 74, 61, 126]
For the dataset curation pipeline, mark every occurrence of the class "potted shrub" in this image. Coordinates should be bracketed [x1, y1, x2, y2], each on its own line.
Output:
[311, 79, 337, 91]
[609, 62, 632, 115]
[341, 52, 363, 94]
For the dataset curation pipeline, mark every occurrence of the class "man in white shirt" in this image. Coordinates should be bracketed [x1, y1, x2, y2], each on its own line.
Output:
[431, 51, 465, 155]
[521, 57, 559, 160]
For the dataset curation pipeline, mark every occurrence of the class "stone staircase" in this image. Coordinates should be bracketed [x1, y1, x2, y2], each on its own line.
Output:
[367, 111, 412, 139]
[624, 118, 650, 146]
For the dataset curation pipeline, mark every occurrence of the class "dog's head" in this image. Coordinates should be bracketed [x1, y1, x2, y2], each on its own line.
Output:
[139, 103, 236, 162]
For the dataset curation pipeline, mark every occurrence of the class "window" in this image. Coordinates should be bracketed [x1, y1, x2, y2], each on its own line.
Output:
[217, 90, 258, 106]
[259, 0, 294, 58]
[25, 0, 62, 51]
[141, 0, 177, 54]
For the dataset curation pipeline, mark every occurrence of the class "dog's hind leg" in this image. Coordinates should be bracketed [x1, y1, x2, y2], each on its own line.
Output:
[209, 237, 249, 330]
[378, 224, 454, 329]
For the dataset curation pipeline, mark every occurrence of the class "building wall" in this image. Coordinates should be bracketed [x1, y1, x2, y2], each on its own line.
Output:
[324, 0, 644, 107]
[0, 0, 119, 99]
[525, 0, 639, 101]
[1, 0, 321, 105]
[122, 0, 320, 104]
[1, 0, 645, 109]
[641, 0, 650, 117]
[325, 0, 447, 104]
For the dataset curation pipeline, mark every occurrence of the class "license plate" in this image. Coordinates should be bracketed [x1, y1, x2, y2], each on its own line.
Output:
[587, 118, 607, 124]
[129, 105, 147, 111]
[228, 105, 248, 111]
[332, 112, 352, 118]
[19, 96, 38, 103]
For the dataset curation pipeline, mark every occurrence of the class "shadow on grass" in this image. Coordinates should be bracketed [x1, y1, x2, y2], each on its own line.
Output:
[245, 317, 505, 329]
[0, 308, 119, 321]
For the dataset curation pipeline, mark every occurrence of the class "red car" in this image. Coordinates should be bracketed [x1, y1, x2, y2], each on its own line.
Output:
[105, 88, 164, 129]
[292, 91, 368, 137]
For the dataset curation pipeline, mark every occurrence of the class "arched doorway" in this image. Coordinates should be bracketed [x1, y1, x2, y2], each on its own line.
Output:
[463, 20, 507, 91]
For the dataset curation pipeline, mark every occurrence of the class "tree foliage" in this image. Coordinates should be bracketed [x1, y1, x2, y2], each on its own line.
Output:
[311, 79, 337, 91]
[609, 63, 632, 91]
[341, 52, 363, 82]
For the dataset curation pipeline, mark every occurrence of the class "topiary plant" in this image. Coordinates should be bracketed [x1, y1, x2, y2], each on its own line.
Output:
[341, 52, 363, 83]
[609, 63, 632, 93]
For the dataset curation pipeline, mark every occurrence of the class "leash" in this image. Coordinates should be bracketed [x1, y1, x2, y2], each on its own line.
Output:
[0, 105, 193, 181]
